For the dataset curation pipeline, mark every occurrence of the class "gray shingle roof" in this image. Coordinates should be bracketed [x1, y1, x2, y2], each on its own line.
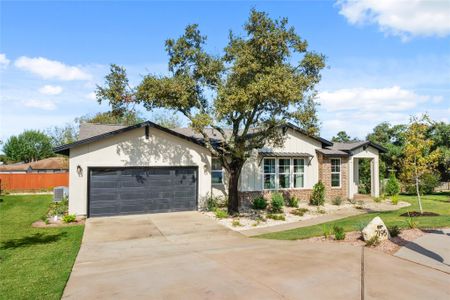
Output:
[258, 151, 313, 158]
[78, 123, 127, 140]
[316, 148, 349, 156]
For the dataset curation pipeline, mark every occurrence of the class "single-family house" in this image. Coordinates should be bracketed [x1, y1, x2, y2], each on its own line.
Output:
[54, 121, 385, 217]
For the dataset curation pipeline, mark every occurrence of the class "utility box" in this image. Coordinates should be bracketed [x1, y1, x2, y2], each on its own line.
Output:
[53, 186, 69, 202]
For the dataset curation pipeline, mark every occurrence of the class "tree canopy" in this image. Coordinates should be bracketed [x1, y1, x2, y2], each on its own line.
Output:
[2, 130, 54, 163]
[96, 10, 325, 212]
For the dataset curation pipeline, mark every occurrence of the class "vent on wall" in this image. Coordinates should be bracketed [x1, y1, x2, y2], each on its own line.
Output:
[53, 186, 69, 202]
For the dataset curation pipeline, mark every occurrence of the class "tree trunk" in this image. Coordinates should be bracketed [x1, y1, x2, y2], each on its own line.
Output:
[227, 167, 241, 215]
[415, 175, 423, 214]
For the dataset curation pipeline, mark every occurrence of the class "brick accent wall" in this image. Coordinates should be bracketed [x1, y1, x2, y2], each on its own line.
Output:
[239, 189, 313, 208]
[318, 153, 349, 201]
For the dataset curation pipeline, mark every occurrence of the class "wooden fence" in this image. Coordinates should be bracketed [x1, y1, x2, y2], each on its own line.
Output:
[0, 173, 69, 192]
[435, 182, 450, 192]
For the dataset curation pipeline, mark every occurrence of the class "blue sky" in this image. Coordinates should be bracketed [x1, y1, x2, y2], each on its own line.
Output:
[1, 0, 449, 144]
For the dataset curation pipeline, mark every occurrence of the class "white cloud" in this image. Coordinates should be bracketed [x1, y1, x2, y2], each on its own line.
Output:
[38, 85, 63, 95]
[318, 86, 430, 112]
[85, 92, 97, 100]
[22, 99, 57, 110]
[0, 53, 10, 69]
[14, 56, 92, 81]
[337, 0, 450, 39]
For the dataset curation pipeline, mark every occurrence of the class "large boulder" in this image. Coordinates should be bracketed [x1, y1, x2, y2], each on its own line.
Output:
[362, 216, 390, 241]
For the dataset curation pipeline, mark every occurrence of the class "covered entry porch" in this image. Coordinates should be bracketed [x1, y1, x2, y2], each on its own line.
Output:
[348, 146, 381, 199]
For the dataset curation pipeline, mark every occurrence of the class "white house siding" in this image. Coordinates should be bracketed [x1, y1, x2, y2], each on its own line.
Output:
[68, 127, 212, 215]
[239, 128, 322, 191]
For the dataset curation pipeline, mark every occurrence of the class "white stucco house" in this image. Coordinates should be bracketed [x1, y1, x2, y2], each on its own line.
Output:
[55, 121, 386, 217]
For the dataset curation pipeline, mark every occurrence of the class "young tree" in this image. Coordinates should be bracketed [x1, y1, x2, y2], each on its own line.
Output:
[96, 10, 325, 213]
[400, 115, 441, 214]
[2, 130, 54, 163]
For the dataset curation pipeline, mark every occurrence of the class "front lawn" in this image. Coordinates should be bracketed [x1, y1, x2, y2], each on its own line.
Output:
[256, 193, 450, 240]
[0, 194, 84, 299]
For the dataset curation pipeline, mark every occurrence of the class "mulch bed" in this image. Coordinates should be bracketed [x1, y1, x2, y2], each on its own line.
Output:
[400, 211, 440, 217]
[32, 219, 85, 228]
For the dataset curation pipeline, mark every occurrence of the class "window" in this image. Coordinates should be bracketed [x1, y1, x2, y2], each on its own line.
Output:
[263, 158, 276, 189]
[331, 158, 341, 187]
[293, 159, 305, 188]
[211, 158, 223, 185]
[278, 159, 291, 189]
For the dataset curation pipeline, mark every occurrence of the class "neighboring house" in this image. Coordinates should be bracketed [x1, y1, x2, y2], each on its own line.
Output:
[54, 121, 385, 217]
[0, 157, 69, 174]
[0, 157, 69, 191]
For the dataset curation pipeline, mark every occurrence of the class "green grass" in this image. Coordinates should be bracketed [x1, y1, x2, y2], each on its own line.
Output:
[0, 194, 84, 299]
[256, 193, 450, 240]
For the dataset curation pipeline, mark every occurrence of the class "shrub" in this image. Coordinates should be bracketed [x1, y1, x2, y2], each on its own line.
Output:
[385, 172, 400, 196]
[310, 181, 325, 206]
[47, 199, 68, 217]
[388, 225, 401, 237]
[373, 197, 381, 203]
[62, 214, 76, 223]
[291, 208, 308, 216]
[316, 207, 326, 214]
[405, 216, 418, 229]
[232, 219, 242, 227]
[365, 235, 380, 247]
[332, 196, 342, 206]
[333, 225, 345, 240]
[266, 213, 285, 221]
[354, 200, 364, 209]
[286, 196, 299, 208]
[420, 173, 441, 194]
[270, 192, 284, 213]
[391, 195, 399, 205]
[214, 208, 228, 219]
[252, 196, 268, 210]
[322, 225, 332, 238]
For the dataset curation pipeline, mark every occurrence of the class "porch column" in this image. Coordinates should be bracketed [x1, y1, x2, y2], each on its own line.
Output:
[348, 158, 354, 199]
[371, 157, 380, 197]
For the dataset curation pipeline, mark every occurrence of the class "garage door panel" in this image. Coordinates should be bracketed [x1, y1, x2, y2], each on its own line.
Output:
[89, 167, 197, 217]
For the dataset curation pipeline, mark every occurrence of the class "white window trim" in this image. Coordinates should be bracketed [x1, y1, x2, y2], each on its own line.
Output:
[330, 158, 341, 189]
[211, 158, 224, 186]
[293, 158, 305, 189]
[262, 157, 307, 190]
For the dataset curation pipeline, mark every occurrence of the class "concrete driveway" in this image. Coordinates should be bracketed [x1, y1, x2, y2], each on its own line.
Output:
[64, 212, 449, 300]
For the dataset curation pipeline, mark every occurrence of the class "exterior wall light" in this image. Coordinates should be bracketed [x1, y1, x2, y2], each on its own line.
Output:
[76, 165, 83, 177]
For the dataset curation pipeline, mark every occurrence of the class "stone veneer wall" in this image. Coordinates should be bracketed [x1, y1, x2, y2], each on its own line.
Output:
[239, 189, 313, 208]
[317, 153, 349, 200]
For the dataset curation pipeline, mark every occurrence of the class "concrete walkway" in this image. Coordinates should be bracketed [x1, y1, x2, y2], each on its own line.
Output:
[395, 228, 450, 273]
[63, 212, 450, 299]
[240, 208, 364, 236]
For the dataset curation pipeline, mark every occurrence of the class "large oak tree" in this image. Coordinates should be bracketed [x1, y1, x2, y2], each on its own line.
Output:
[97, 10, 325, 213]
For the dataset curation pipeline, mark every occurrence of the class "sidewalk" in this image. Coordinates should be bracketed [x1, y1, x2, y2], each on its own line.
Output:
[395, 228, 450, 273]
[240, 208, 364, 236]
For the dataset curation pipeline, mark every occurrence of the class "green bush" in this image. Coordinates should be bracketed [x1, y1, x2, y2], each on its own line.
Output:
[266, 213, 285, 221]
[365, 235, 380, 247]
[420, 173, 441, 194]
[214, 208, 228, 219]
[333, 225, 345, 240]
[310, 181, 325, 206]
[332, 196, 342, 206]
[252, 196, 268, 210]
[385, 172, 400, 196]
[322, 225, 332, 238]
[270, 192, 284, 213]
[232, 219, 242, 227]
[388, 225, 401, 237]
[62, 214, 76, 223]
[286, 196, 299, 207]
[373, 197, 381, 203]
[47, 199, 68, 216]
[391, 194, 399, 205]
[206, 195, 226, 211]
[405, 216, 418, 229]
[291, 208, 308, 216]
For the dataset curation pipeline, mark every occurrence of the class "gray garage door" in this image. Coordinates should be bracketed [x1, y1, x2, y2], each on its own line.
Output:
[88, 167, 197, 217]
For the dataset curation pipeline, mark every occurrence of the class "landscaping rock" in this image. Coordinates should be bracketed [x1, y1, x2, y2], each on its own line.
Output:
[362, 216, 390, 241]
